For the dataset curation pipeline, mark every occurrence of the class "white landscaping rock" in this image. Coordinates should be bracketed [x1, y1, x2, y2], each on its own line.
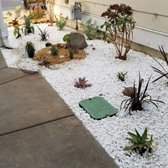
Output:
[1, 24, 168, 168]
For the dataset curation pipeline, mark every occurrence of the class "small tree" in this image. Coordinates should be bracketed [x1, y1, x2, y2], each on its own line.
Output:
[101, 4, 135, 60]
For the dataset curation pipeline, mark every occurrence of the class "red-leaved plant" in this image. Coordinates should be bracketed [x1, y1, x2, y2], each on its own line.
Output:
[74, 77, 91, 89]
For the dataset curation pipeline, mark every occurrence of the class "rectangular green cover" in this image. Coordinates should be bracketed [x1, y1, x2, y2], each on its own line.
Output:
[79, 96, 118, 120]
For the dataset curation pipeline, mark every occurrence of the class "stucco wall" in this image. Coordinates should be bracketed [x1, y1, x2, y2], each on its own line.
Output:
[48, 0, 168, 51]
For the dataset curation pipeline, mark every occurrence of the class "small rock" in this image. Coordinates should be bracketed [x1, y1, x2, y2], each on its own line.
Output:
[122, 87, 137, 97]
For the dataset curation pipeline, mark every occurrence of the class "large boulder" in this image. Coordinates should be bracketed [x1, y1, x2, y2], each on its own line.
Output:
[66, 32, 87, 52]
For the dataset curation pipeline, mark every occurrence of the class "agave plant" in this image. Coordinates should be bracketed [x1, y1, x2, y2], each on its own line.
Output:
[121, 73, 164, 114]
[36, 25, 49, 41]
[151, 46, 168, 83]
[117, 71, 128, 82]
[124, 128, 153, 156]
[22, 16, 34, 35]
[74, 77, 92, 89]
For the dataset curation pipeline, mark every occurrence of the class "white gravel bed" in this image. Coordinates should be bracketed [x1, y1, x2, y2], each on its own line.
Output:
[1, 24, 168, 168]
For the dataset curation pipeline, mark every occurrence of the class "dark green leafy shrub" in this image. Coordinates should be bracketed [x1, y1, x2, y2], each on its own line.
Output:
[80, 18, 99, 40]
[124, 128, 153, 156]
[101, 4, 135, 60]
[121, 73, 164, 114]
[117, 71, 128, 81]
[50, 46, 58, 56]
[151, 46, 168, 83]
[25, 41, 35, 58]
[22, 16, 34, 35]
[55, 14, 68, 30]
[63, 34, 70, 42]
[37, 25, 49, 41]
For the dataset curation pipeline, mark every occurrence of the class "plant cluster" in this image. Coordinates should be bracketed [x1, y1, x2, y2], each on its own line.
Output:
[12, 18, 22, 39]
[25, 41, 35, 58]
[22, 16, 34, 35]
[101, 4, 135, 60]
[74, 77, 92, 89]
[55, 14, 68, 30]
[117, 71, 127, 81]
[37, 25, 49, 41]
[124, 128, 153, 155]
[80, 18, 99, 40]
[121, 73, 163, 114]
[152, 46, 168, 83]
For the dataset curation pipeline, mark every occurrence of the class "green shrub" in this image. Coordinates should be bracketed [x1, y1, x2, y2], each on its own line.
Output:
[25, 41, 35, 58]
[101, 4, 135, 60]
[55, 14, 68, 30]
[80, 18, 99, 40]
[117, 71, 127, 81]
[124, 128, 153, 156]
[50, 46, 58, 56]
[63, 34, 70, 42]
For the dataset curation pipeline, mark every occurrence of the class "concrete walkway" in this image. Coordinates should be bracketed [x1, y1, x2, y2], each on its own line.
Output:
[0, 50, 118, 168]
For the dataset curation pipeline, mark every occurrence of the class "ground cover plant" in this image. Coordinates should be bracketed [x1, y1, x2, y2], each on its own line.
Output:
[124, 128, 153, 156]
[121, 73, 164, 114]
[55, 14, 68, 30]
[152, 46, 168, 83]
[101, 4, 135, 60]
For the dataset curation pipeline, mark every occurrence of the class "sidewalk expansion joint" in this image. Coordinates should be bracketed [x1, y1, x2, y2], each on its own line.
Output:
[0, 74, 34, 85]
[0, 114, 74, 137]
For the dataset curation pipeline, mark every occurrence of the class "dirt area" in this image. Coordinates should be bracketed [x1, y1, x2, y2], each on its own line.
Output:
[34, 43, 86, 65]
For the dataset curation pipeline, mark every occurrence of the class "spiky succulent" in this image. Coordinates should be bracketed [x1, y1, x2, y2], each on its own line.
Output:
[74, 77, 92, 89]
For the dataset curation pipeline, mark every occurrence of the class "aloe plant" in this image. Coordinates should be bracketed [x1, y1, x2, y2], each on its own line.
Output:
[124, 128, 153, 155]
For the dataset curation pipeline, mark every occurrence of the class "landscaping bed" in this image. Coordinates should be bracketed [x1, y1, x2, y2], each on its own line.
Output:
[1, 23, 168, 168]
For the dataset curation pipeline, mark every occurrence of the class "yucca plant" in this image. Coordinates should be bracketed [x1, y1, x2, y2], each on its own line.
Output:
[25, 41, 35, 58]
[151, 46, 168, 83]
[124, 128, 153, 156]
[36, 25, 49, 41]
[117, 71, 128, 81]
[74, 77, 92, 89]
[50, 46, 58, 56]
[121, 73, 164, 114]
[22, 16, 34, 35]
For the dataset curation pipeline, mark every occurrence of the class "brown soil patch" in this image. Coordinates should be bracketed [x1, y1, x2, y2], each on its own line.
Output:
[33, 43, 86, 65]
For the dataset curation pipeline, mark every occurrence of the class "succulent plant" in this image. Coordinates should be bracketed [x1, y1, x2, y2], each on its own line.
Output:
[37, 25, 49, 41]
[124, 128, 153, 156]
[22, 16, 34, 35]
[25, 41, 35, 58]
[74, 77, 92, 89]
[50, 46, 58, 56]
[117, 71, 128, 81]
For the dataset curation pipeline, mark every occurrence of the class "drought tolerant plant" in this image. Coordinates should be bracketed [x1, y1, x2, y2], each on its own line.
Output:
[12, 18, 21, 39]
[80, 18, 99, 40]
[55, 14, 68, 30]
[124, 128, 153, 156]
[22, 16, 34, 35]
[121, 73, 164, 114]
[74, 77, 91, 89]
[151, 46, 168, 83]
[63, 34, 70, 42]
[25, 41, 35, 58]
[117, 71, 128, 81]
[36, 25, 49, 41]
[101, 4, 135, 60]
[50, 46, 58, 56]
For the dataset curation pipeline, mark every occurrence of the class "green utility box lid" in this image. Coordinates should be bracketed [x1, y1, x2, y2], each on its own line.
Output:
[79, 96, 118, 120]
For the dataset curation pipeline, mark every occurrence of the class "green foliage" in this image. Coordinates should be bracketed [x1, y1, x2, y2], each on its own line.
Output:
[151, 46, 168, 83]
[101, 4, 135, 60]
[63, 34, 70, 42]
[22, 16, 34, 35]
[117, 71, 128, 81]
[68, 49, 74, 59]
[14, 25, 21, 39]
[50, 46, 58, 56]
[36, 25, 49, 41]
[124, 128, 153, 156]
[25, 41, 35, 58]
[55, 14, 68, 30]
[80, 18, 99, 40]
[121, 73, 164, 114]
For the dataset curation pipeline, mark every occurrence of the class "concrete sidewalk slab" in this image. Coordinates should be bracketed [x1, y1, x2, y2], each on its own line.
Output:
[0, 73, 73, 135]
[0, 50, 7, 69]
[0, 116, 118, 168]
[0, 67, 27, 84]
